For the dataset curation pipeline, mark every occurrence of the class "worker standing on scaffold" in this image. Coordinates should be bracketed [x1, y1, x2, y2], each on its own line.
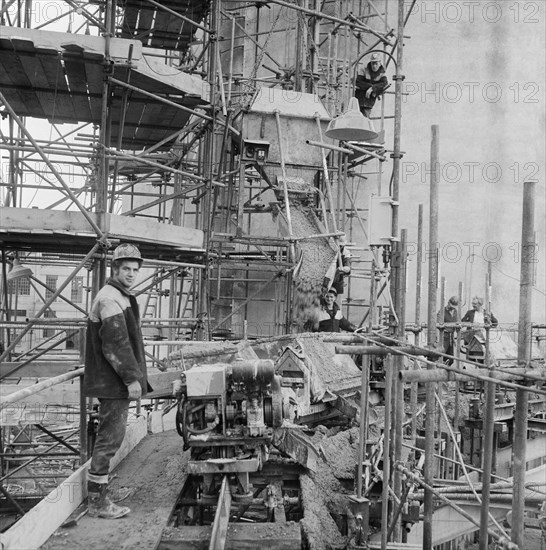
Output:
[437, 296, 460, 365]
[461, 295, 498, 347]
[83, 243, 151, 519]
[355, 53, 389, 118]
[315, 288, 356, 333]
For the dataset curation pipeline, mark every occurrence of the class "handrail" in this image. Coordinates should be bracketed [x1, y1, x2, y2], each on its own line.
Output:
[0, 368, 84, 409]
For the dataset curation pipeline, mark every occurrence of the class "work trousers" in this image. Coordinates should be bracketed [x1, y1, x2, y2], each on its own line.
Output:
[89, 398, 130, 483]
[443, 333, 455, 365]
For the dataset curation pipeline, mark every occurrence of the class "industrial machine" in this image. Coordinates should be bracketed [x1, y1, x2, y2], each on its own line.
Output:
[168, 359, 305, 547]
[173, 360, 286, 498]
[175, 359, 284, 447]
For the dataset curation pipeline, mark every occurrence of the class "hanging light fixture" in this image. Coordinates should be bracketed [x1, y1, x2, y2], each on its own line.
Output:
[6, 258, 33, 281]
[325, 97, 378, 142]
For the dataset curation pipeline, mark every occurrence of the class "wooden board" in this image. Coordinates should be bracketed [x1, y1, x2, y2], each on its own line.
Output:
[0, 207, 205, 258]
[0, 39, 44, 117]
[0, 26, 143, 63]
[0, 24, 205, 133]
[151, 10, 180, 50]
[34, 47, 77, 122]
[62, 50, 93, 121]
[118, 0, 209, 52]
[40, 429, 188, 550]
[135, 7, 155, 46]
[158, 522, 302, 550]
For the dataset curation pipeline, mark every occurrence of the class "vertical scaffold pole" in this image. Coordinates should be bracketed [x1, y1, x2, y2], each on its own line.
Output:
[392, 228, 407, 541]
[423, 124, 440, 550]
[381, 354, 394, 550]
[511, 180, 536, 546]
[390, 0, 405, 239]
[479, 271, 496, 549]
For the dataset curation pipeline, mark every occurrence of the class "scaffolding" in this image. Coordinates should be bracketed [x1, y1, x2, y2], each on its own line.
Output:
[0, 0, 403, 521]
[1, 1, 544, 549]
[0, 0, 404, 347]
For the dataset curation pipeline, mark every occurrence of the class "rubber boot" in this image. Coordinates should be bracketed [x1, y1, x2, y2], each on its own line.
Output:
[87, 481, 130, 519]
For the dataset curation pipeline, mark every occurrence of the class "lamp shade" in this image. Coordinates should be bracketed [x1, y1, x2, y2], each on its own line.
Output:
[324, 97, 378, 142]
[6, 258, 33, 281]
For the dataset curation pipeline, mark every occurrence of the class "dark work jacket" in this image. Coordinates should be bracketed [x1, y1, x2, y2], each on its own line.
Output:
[323, 246, 352, 295]
[461, 309, 498, 327]
[437, 306, 459, 332]
[437, 306, 459, 349]
[316, 303, 356, 333]
[83, 279, 150, 399]
[355, 63, 389, 109]
[461, 309, 498, 345]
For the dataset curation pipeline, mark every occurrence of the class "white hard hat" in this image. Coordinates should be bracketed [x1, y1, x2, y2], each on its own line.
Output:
[112, 243, 142, 263]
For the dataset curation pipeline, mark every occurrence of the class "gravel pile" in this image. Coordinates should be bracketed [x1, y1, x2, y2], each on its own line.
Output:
[288, 200, 336, 330]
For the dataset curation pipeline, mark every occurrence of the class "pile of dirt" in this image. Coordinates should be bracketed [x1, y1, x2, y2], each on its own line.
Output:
[318, 427, 359, 480]
[300, 473, 348, 550]
[299, 424, 370, 549]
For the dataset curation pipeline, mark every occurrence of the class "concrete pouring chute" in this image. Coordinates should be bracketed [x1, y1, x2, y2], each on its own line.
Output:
[241, 88, 331, 167]
[233, 87, 342, 332]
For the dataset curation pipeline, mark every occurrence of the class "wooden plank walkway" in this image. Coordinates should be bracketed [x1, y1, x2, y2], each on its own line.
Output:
[41, 430, 189, 550]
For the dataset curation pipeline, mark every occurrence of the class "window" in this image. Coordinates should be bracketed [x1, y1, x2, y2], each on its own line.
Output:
[8, 277, 30, 295]
[71, 277, 84, 304]
[45, 275, 58, 300]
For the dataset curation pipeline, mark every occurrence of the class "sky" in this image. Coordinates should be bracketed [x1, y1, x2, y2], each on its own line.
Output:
[394, 0, 545, 324]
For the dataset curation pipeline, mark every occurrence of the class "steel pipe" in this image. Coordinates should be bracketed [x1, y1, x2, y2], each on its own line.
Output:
[512, 180, 536, 546]
[0, 368, 84, 409]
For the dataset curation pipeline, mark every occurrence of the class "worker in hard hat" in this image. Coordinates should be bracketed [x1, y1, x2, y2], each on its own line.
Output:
[315, 287, 356, 333]
[355, 53, 389, 117]
[83, 243, 151, 519]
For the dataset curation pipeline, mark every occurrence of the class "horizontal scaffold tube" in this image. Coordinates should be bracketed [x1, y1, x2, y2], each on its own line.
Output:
[0, 368, 84, 409]
[335, 345, 440, 357]
[411, 492, 545, 504]
[323, 333, 389, 343]
[400, 367, 532, 384]
[305, 140, 353, 154]
[338, 333, 546, 395]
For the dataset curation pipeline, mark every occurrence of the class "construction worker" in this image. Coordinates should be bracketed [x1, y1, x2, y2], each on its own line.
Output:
[83, 243, 151, 519]
[355, 53, 389, 117]
[437, 296, 459, 364]
[461, 295, 498, 346]
[322, 236, 353, 295]
[316, 288, 356, 333]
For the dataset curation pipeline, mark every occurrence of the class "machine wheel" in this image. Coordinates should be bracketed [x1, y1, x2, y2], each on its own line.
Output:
[263, 398, 273, 425]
